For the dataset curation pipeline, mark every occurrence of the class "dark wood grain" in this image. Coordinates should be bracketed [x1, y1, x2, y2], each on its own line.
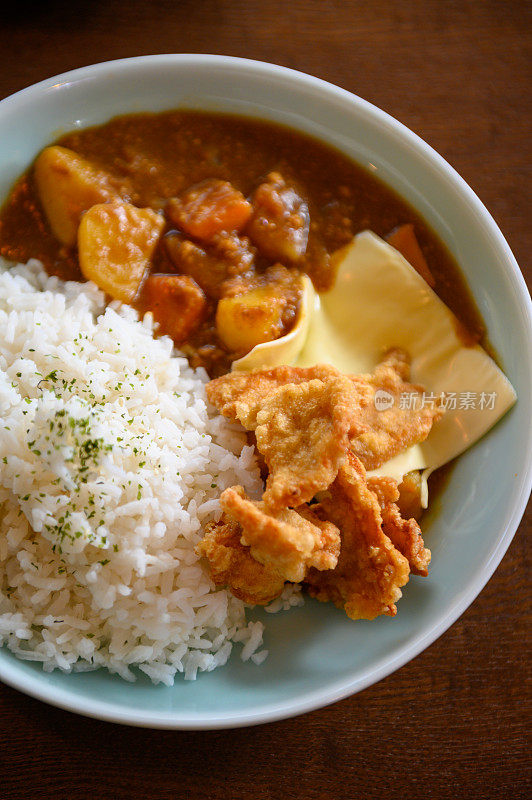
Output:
[0, 2, 530, 798]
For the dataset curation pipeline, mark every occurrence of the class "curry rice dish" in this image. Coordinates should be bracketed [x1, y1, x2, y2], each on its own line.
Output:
[0, 111, 514, 681]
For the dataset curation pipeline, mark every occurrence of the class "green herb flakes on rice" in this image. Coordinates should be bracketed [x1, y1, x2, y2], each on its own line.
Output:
[0, 259, 301, 683]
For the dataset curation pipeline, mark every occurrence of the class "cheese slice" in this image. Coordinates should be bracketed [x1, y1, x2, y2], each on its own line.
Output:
[296, 231, 516, 496]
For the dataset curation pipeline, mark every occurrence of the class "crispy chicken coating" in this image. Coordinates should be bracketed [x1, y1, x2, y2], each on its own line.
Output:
[197, 516, 286, 605]
[396, 470, 424, 521]
[306, 453, 410, 621]
[208, 366, 371, 509]
[204, 352, 437, 620]
[255, 375, 363, 509]
[220, 486, 340, 583]
[368, 475, 431, 576]
[207, 351, 443, 477]
[349, 349, 444, 470]
[206, 363, 348, 429]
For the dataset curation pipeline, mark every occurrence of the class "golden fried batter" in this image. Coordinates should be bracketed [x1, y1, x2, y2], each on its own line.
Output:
[206, 363, 351, 429]
[197, 516, 286, 604]
[366, 473, 400, 508]
[368, 475, 431, 576]
[220, 485, 340, 583]
[255, 376, 364, 509]
[349, 349, 443, 470]
[306, 453, 410, 620]
[207, 352, 442, 477]
[204, 353, 437, 620]
[396, 470, 424, 521]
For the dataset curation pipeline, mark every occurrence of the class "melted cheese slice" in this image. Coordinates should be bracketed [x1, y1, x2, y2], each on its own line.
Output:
[296, 231, 516, 497]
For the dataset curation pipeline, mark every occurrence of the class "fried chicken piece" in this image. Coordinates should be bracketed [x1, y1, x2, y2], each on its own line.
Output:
[208, 365, 370, 510]
[207, 352, 440, 476]
[397, 470, 424, 521]
[207, 365, 307, 427]
[366, 474, 399, 509]
[368, 475, 431, 576]
[349, 349, 444, 470]
[306, 452, 410, 621]
[220, 486, 340, 583]
[197, 516, 286, 605]
[206, 363, 350, 428]
[383, 505, 431, 578]
[254, 375, 363, 508]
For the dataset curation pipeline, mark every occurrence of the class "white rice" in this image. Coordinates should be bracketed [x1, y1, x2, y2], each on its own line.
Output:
[0, 259, 300, 683]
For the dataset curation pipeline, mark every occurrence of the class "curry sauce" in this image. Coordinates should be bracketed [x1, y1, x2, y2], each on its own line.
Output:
[0, 110, 486, 375]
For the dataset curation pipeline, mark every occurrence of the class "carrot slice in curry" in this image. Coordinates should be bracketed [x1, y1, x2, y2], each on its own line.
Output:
[167, 179, 252, 242]
[386, 224, 436, 288]
[141, 274, 207, 344]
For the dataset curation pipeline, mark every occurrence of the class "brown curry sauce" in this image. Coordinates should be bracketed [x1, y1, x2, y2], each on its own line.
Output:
[0, 110, 485, 346]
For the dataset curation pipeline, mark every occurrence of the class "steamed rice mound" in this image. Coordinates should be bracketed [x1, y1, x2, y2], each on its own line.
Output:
[0, 260, 300, 683]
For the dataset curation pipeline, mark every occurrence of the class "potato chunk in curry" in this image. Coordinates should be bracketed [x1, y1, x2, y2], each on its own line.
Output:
[216, 267, 301, 354]
[78, 202, 164, 303]
[34, 146, 118, 246]
[216, 287, 287, 353]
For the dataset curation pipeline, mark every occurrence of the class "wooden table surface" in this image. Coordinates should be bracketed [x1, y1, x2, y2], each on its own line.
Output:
[0, 2, 530, 797]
